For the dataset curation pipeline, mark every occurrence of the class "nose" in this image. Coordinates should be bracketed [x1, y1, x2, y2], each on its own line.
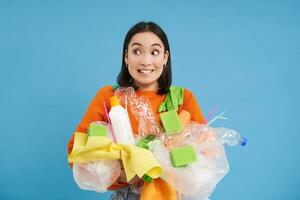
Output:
[140, 54, 152, 66]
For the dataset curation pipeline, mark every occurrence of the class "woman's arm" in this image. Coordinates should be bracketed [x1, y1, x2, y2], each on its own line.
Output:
[68, 87, 108, 155]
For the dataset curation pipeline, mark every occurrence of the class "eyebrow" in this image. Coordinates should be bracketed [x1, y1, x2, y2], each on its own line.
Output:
[130, 42, 162, 48]
[151, 43, 162, 48]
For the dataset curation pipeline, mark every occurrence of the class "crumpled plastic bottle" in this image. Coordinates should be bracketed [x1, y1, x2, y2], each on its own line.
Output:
[213, 127, 247, 146]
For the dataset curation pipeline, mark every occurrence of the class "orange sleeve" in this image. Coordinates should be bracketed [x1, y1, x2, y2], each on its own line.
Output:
[68, 86, 112, 155]
[180, 89, 207, 124]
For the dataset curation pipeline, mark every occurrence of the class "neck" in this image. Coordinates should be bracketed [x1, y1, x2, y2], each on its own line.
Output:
[135, 81, 159, 91]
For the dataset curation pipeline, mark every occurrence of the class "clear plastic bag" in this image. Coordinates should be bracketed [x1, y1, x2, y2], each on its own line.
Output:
[73, 160, 121, 193]
[149, 122, 230, 199]
[114, 87, 162, 137]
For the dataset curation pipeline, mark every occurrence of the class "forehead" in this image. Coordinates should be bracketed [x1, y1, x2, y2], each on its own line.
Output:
[129, 32, 164, 47]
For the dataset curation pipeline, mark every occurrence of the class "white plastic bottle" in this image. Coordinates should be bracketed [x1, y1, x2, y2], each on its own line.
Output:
[213, 127, 247, 146]
[108, 96, 135, 144]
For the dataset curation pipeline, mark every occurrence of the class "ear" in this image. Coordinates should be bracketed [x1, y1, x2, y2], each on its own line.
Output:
[124, 49, 128, 65]
[164, 50, 169, 65]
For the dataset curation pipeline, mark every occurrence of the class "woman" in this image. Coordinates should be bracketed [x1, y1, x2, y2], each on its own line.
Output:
[68, 21, 206, 200]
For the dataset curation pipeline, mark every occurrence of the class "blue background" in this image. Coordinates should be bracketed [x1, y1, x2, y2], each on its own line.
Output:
[1, 1, 299, 199]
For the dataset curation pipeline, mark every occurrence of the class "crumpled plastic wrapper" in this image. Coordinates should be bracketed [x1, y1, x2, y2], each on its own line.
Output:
[149, 122, 230, 199]
[115, 87, 162, 137]
[73, 160, 121, 193]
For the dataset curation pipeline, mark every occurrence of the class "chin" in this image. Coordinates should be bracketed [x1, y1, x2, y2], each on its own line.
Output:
[135, 80, 158, 87]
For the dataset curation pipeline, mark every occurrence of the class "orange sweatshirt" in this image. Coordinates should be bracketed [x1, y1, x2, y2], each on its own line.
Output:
[67, 85, 206, 190]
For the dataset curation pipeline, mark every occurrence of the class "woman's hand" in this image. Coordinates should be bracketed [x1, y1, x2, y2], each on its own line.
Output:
[117, 162, 127, 183]
[128, 175, 142, 184]
[117, 161, 143, 184]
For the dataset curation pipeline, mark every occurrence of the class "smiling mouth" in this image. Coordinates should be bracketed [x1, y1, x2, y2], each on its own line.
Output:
[138, 69, 154, 74]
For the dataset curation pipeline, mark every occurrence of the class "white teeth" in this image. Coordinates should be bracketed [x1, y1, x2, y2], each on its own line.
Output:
[139, 69, 153, 74]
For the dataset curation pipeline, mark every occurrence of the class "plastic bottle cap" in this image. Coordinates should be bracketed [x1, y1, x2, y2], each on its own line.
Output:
[110, 96, 120, 107]
[240, 137, 247, 146]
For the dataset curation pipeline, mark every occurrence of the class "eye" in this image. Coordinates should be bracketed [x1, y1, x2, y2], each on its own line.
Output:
[132, 49, 142, 55]
[151, 50, 160, 56]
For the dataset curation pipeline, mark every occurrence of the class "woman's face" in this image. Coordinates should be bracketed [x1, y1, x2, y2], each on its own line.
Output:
[125, 32, 169, 91]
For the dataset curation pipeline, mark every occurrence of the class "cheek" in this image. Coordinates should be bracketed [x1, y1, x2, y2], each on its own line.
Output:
[154, 57, 165, 67]
[127, 66, 136, 76]
[127, 55, 140, 66]
[156, 67, 164, 76]
[154, 62, 164, 72]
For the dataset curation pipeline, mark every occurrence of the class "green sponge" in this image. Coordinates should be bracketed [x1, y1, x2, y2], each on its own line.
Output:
[88, 123, 108, 137]
[160, 109, 183, 135]
[169, 145, 197, 167]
